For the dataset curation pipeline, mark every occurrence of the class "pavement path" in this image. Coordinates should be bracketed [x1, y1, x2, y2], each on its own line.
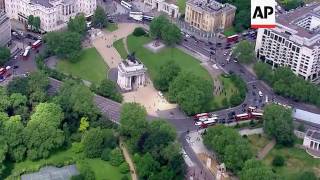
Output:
[92, 23, 147, 69]
[239, 128, 263, 136]
[257, 139, 276, 160]
[120, 138, 138, 180]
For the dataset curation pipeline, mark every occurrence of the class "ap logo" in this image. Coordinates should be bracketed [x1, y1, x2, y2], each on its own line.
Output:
[251, 0, 276, 28]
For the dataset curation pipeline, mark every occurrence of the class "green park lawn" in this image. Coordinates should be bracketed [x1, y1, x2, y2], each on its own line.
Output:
[177, 0, 186, 13]
[3, 143, 126, 180]
[209, 76, 238, 110]
[106, 23, 118, 32]
[263, 146, 320, 179]
[57, 48, 108, 84]
[113, 39, 128, 59]
[247, 134, 270, 155]
[224, 26, 237, 37]
[126, 35, 211, 81]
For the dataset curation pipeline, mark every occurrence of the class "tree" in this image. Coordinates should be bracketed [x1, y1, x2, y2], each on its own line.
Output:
[233, 40, 255, 64]
[68, 14, 87, 35]
[0, 136, 8, 177]
[93, 6, 107, 28]
[135, 153, 160, 179]
[54, 80, 99, 131]
[272, 155, 285, 167]
[77, 160, 95, 180]
[95, 79, 123, 103]
[33, 17, 41, 32]
[27, 15, 34, 29]
[143, 120, 176, 154]
[109, 148, 124, 166]
[168, 72, 213, 115]
[2, 115, 26, 162]
[45, 31, 81, 61]
[150, 15, 169, 38]
[82, 128, 104, 158]
[240, 159, 278, 180]
[281, 0, 303, 10]
[133, 27, 146, 36]
[263, 104, 295, 146]
[23, 103, 65, 160]
[253, 62, 273, 83]
[78, 117, 89, 133]
[0, 87, 11, 112]
[6, 77, 29, 96]
[154, 61, 181, 91]
[160, 23, 181, 46]
[0, 47, 10, 65]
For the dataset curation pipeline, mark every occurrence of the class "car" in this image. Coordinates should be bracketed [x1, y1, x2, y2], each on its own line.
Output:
[258, 91, 263, 97]
[210, 47, 215, 50]
[233, 59, 238, 63]
[13, 65, 19, 69]
[184, 38, 188, 41]
[158, 91, 164, 98]
[221, 63, 225, 66]
[13, 55, 18, 60]
[252, 84, 257, 89]
[252, 91, 256, 96]
[185, 34, 190, 38]
[242, 103, 247, 107]
[210, 51, 215, 55]
[225, 46, 231, 49]
[208, 41, 213, 46]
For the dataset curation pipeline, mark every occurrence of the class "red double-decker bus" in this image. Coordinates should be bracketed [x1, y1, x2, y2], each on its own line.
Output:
[227, 35, 239, 43]
[32, 40, 42, 49]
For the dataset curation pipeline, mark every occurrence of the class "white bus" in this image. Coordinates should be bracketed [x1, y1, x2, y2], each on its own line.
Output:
[195, 119, 216, 127]
[143, 15, 154, 21]
[23, 46, 32, 59]
[129, 11, 143, 21]
[121, 0, 132, 10]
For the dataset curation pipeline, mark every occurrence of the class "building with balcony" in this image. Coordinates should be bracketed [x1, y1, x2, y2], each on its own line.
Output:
[0, 11, 11, 46]
[184, 0, 236, 32]
[5, 0, 96, 32]
[255, 2, 320, 82]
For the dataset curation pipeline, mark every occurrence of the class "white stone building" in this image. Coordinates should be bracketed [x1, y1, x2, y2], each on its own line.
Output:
[0, 10, 11, 46]
[303, 129, 320, 158]
[117, 55, 147, 91]
[5, 0, 96, 32]
[144, 0, 179, 18]
[255, 2, 320, 82]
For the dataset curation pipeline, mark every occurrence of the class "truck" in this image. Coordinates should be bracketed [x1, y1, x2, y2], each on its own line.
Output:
[226, 35, 239, 43]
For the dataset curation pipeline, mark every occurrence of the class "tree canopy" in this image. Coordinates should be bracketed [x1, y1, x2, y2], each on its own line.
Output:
[233, 40, 255, 64]
[0, 47, 10, 65]
[263, 104, 294, 146]
[93, 6, 107, 28]
[82, 128, 104, 158]
[203, 125, 253, 172]
[23, 103, 65, 160]
[221, 0, 250, 32]
[94, 79, 123, 103]
[240, 159, 278, 180]
[155, 61, 181, 91]
[168, 72, 213, 115]
[68, 14, 87, 35]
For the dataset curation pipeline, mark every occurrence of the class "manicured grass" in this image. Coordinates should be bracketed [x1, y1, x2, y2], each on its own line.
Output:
[57, 48, 108, 84]
[209, 76, 238, 110]
[126, 35, 211, 82]
[263, 146, 320, 179]
[247, 134, 270, 155]
[4, 143, 127, 180]
[106, 23, 118, 32]
[224, 26, 237, 37]
[177, 0, 186, 13]
[114, 39, 128, 59]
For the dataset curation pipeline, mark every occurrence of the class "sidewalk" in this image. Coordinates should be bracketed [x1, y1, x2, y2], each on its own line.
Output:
[257, 139, 276, 160]
[119, 138, 138, 180]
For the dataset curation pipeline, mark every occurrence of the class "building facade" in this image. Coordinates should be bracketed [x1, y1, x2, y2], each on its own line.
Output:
[0, 11, 11, 47]
[117, 55, 147, 91]
[144, 0, 179, 18]
[255, 2, 320, 82]
[184, 0, 236, 32]
[303, 129, 320, 158]
[5, 0, 96, 32]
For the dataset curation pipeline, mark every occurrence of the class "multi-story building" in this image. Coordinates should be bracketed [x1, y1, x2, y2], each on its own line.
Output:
[0, 10, 11, 47]
[255, 2, 320, 82]
[0, 0, 5, 11]
[144, 0, 179, 18]
[5, 0, 96, 32]
[184, 0, 236, 32]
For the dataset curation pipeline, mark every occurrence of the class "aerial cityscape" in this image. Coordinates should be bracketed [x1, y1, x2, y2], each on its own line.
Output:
[0, 0, 320, 179]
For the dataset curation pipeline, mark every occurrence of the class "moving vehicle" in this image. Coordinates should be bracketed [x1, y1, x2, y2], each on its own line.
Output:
[129, 11, 143, 21]
[235, 113, 250, 121]
[32, 40, 42, 49]
[22, 46, 32, 59]
[258, 91, 263, 97]
[143, 15, 154, 21]
[193, 113, 208, 120]
[121, 0, 132, 10]
[226, 35, 239, 43]
[251, 112, 263, 119]
[195, 118, 216, 128]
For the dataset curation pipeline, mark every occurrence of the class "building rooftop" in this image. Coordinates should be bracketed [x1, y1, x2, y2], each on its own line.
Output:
[0, 10, 9, 25]
[277, 2, 320, 40]
[306, 129, 320, 141]
[293, 108, 320, 126]
[31, 0, 53, 8]
[186, 0, 235, 14]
